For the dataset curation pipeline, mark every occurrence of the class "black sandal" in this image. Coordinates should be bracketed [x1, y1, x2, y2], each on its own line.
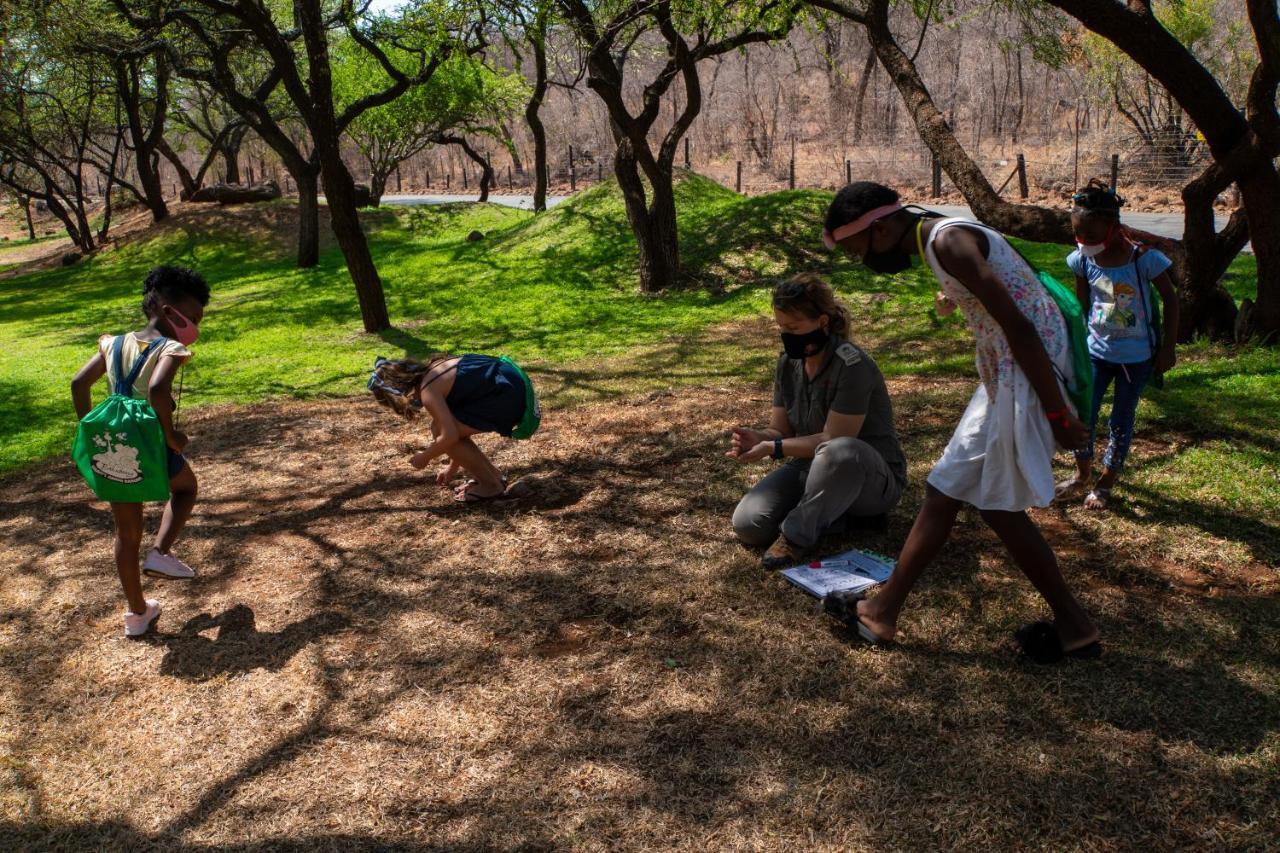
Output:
[823, 590, 894, 646]
[1014, 621, 1102, 664]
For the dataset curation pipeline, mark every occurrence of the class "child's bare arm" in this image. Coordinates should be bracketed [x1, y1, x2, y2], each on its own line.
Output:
[1152, 271, 1179, 372]
[148, 354, 188, 452]
[1074, 274, 1089, 310]
[935, 227, 1086, 448]
[71, 352, 106, 419]
[408, 385, 462, 468]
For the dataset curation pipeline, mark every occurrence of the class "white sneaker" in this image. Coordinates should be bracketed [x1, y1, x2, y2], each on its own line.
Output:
[124, 599, 161, 638]
[143, 549, 195, 579]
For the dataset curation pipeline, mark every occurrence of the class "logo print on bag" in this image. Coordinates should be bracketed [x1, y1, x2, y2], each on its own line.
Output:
[89, 431, 143, 483]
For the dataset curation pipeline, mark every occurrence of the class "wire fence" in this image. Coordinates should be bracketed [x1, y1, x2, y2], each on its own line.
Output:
[332, 131, 1214, 202]
[337, 147, 1206, 204]
[35, 131, 1219, 212]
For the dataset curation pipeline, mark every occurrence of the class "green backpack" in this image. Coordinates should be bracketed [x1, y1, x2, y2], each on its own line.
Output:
[72, 335, 172, 503]
[1004, 241, 1095, 418]
[499, 355, 541, 439]
[1031, 269, 1095, 418]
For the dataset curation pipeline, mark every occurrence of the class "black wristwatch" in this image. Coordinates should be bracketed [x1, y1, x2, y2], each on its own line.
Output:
[772, 437, 784, 460]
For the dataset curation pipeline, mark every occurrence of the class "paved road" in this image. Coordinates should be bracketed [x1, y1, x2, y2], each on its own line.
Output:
[380, 195, 1251, 253]
[381, 193, 568, 210]
[907, 204, 1250, 253]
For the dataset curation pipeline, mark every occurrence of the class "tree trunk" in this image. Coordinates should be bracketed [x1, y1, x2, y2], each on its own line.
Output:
[20, 195, 34, 240]
[294, 0, 389, 331]
[478, 159, 493, 203]
[157, 139, 198, 200]
[190, 183, 282, 204]
[70, 179, 96, 252]
[437, 136, 496, 203]
[44, 188, 93, 253]
[318, 153, 389, 332]
[1041, 0, 1279, 340]
[223, 144, 242, 185]
[192, 142, 225, 197]
[499, 120, 524, 174]
[115, 58, 170, 223]
[99, 163, 118, 244]
[1238, 168, 1280, 340]
[1178, 163, 1247, 339]
[526, 14, 550, 212]
[615, 143, 678, 293]
[133, 145, 170, 222]
[460, 139, 494, 202]
[1012, 48, 1025, 145]
[294, 169, 320, 269]
[860, 5, 1072, 242]
[1178, 249, 1241, 340]
[852, 49, 876, 142]
[368, 168, 388, 208]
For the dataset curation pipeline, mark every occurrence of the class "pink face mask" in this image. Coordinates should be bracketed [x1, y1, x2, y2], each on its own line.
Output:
[1076, 223, 1119, 259]
[164, 305, 199, 346]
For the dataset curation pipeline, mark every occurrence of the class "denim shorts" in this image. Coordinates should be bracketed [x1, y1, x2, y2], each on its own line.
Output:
[168, 449, 187, 477]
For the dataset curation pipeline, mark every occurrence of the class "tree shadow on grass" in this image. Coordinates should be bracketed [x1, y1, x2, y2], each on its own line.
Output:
[1120, 477, 1279, 566]
[3, 385, 1278, 848]
[1084, 437, 1280, 569]
[152, 604, 349, 683]
[0, 822, 482, 852]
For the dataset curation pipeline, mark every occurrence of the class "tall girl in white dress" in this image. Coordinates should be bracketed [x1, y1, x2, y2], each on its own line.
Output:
[821, 181, 1100, 663]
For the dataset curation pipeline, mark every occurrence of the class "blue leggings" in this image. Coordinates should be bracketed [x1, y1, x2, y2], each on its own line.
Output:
[1075, 356, 1154, 471]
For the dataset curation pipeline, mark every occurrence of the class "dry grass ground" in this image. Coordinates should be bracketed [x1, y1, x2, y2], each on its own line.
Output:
[2, 328, 1277, 850]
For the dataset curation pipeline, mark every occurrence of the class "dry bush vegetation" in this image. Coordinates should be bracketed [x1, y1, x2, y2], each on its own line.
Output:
[363, 4, 1246, 211]
[37, 2, 1239, 216]
[2, 311, 1277, 849]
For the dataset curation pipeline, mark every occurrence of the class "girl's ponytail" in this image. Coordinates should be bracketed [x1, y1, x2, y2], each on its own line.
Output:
[367, 356, 449, 421]
[1072, 179, 1125, 218]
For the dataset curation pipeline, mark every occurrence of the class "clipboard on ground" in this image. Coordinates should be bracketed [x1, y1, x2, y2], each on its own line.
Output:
[779, 548, 896, 598]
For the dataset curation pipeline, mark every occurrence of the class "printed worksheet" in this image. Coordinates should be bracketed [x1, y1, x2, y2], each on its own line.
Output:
[780, 549, 896, 598]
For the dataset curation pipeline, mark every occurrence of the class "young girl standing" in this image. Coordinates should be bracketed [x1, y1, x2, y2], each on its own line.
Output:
[1057, 181, 1180, 511]
[368, 353, 539, 502]
[71, 265, 209, 638]
[823, 181, 1100, 663]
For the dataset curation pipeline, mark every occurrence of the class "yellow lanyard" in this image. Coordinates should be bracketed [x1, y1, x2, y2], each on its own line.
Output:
[915, 218, 927, 261]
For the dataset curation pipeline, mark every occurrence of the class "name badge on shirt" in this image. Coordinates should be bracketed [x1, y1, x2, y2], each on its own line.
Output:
[835, 342, 863, 365]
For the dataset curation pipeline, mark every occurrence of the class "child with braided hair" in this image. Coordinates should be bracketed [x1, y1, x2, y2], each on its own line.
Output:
[1056, 180, 1180, 512]
[70, 265, 209, 637]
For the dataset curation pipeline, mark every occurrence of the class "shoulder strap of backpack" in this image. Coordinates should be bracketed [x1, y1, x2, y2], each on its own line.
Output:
[1131, 245, 1159, 351]
[118, 336, 170, 399]
[111, 336, 128, 396]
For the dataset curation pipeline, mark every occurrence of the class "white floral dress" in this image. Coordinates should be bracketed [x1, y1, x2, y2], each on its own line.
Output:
[920, 218, 1074, 511]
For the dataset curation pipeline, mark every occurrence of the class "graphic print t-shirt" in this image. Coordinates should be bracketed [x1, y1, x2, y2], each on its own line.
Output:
[1066, 247, 1170, 364]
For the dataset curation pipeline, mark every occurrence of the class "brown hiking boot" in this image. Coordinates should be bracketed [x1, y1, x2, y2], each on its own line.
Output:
[761, 535, 807, 570]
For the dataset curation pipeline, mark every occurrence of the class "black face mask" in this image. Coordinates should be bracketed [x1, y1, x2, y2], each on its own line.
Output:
[860, 210, 931, 275]
[780, 326, 829, 359]
[862, 246, 913, 275]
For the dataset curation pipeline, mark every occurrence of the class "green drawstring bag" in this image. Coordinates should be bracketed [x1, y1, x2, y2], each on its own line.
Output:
[499, 356, 541, 439]
[71, 335, 172, 503]
[1003, 236, 1095, 418]
[1032, 269, 1095, 418]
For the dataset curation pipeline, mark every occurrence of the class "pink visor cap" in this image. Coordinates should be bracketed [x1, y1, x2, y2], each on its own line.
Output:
[821, 203, 904, 250]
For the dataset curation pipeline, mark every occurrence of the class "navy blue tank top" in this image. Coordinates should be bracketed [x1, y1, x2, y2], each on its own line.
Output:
[444, 354, 526, 436]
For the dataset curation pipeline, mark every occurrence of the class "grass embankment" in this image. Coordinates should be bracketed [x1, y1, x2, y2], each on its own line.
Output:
[0, 174, 1272, 477]
[0, 175, 1276, 848]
